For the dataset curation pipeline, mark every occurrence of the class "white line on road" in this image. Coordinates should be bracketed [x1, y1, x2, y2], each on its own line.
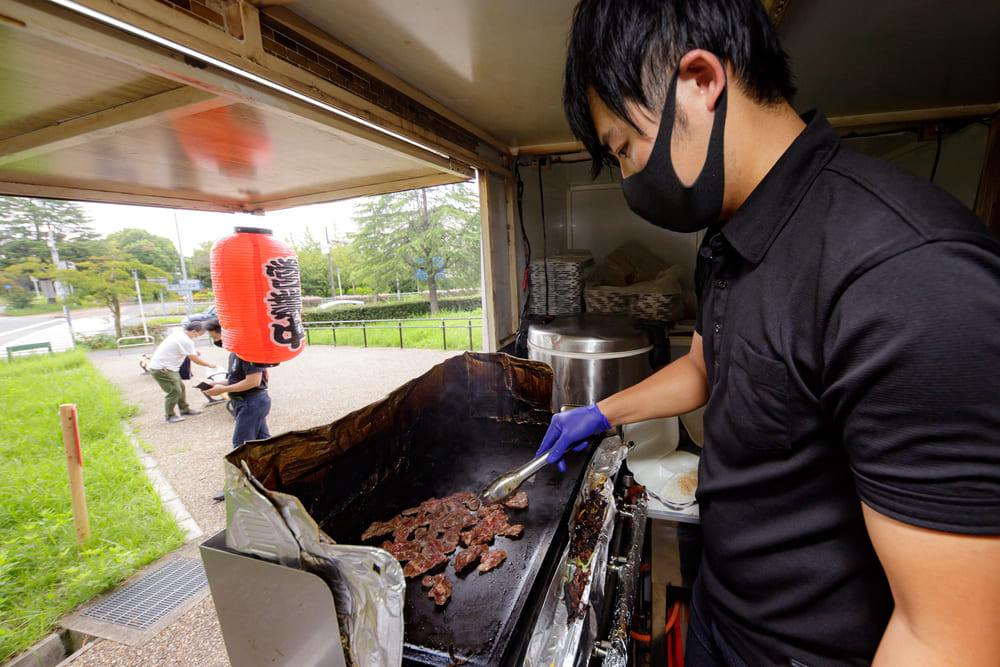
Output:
[1, 319, 61, 338]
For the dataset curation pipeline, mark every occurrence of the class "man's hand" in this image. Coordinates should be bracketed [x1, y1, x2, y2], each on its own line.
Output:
[203, 383, 227, 397]
[535, 404, 611, 473]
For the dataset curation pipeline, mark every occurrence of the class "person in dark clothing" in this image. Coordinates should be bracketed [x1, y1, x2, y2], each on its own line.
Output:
[538, 1, 1000, 665]
[203, 319, 272, 501]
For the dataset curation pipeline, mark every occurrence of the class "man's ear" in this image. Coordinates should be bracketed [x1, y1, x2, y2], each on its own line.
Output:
[676, 50, 726, 113]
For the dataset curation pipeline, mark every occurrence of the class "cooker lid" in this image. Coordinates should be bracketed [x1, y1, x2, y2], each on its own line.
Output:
[526, 314, 651, 355]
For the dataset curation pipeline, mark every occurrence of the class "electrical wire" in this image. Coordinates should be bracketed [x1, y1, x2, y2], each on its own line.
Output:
[537, 162, 549, 317]
[628, 560, 685, 663]
[929, 125, 943, 183]
[971, 113, 997, 208]
[629, 600, 681, 643]
[550, 155, 592, 164]
[513, 160, 534, 353]
[514, 160, 531, 291]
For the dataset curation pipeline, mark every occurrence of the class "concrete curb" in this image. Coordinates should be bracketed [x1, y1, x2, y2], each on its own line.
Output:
[4, 631, 89, 667]
[123, 424, 203, 542]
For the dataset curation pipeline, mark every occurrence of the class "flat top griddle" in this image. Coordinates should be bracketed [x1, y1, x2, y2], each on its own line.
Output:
[330, 418, 589, 666]
[228, 353, 583, 666]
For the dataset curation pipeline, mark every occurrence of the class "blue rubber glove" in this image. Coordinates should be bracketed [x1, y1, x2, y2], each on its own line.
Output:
[535, 404, 612, 473]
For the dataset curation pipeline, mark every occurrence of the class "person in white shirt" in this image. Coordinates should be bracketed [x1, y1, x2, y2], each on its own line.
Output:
[149, 321, 215, 423]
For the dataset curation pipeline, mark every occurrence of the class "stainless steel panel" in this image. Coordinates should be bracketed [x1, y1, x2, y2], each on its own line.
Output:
[199, 531, 348, 667]
[528, 314, 653, 410]
[526, 314, 651, 354]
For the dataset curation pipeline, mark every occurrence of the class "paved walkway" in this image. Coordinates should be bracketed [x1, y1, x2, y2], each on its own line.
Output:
[57, 344, 463, 666]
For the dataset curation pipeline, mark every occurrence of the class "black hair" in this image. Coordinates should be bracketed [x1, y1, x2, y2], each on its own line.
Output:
[203, 318, 222, 334]
[563, 0, 797, 177]
[182, 320, 204, 333]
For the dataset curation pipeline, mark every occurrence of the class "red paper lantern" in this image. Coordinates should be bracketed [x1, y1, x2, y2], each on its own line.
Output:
[168, 105, 273, 179]
[210, 227, 304, 365]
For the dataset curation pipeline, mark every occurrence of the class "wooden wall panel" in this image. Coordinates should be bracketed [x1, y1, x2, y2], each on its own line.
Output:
[975, 117, 1000, 237]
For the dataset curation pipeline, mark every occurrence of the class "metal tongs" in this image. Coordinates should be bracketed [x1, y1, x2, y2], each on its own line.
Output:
[480, 405, 614, 505]
[478, 452, 550, 505]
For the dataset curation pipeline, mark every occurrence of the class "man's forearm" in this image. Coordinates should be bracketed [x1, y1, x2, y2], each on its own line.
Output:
[597, 353, 708, 427]
[189, 353, 214, 367]
[218, 372, 263, 394]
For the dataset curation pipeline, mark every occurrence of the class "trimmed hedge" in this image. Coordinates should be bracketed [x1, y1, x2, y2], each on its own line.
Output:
[302, 295, 482, 322]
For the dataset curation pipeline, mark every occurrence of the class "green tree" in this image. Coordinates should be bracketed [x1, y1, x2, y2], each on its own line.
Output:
[352, 182, 481, 312]
[59, 237, 110, 266]
[106, 229, 180, 275]
[286, 230, 332, 297]
[329, 242, 363, 296]
[187, 240, 214, 290]
[1, 259, 53, 307]
[60, 256, 169, 338]
[0, 197, 99, 269]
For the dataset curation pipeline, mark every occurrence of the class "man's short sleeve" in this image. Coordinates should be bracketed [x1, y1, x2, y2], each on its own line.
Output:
[177, 335, 196, 356]
[823, 241, 1000, 535]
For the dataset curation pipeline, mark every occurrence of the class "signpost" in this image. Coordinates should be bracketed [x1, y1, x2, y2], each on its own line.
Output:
[415, 269, 447, 280]
[147, 277, 169, 314]
[132, 270, 149, 339]
[174, 210, 193, 317]
[167, 279, 202, 292]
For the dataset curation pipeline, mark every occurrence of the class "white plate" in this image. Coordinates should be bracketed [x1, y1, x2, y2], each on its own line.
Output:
[627, 448, 699, 506]
[621, 416, 679, 453]
[679, 406, 705, 447]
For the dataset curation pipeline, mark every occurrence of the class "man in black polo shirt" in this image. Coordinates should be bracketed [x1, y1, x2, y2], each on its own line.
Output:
[537, 0, 1000, 664]
[203, 320, 271, 500]
[203, 320, 272, 447]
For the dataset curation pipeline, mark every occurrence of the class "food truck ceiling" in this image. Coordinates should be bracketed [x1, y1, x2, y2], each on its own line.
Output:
[0, 0, 997, 213]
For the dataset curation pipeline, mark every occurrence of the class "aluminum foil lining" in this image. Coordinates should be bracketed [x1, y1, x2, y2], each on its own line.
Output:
[224, 460, 405, 667]
[522, 434, 629, 667]
[598, 493, 647, 667]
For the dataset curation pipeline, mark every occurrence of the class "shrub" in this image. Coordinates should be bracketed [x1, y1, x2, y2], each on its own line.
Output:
[301, 295, 483, 322]
[5, 288, 34, 309]
[75, 324, 166, 351]
[123, 323, 166, 341]
[75, 333, 117, 350]
[301, 295, 323, 309]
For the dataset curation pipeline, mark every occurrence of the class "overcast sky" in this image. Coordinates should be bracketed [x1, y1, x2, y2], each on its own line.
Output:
[79, 199, 359, 255]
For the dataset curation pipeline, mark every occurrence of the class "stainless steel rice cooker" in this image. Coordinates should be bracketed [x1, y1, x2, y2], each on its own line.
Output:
[527, 313, 654, 410]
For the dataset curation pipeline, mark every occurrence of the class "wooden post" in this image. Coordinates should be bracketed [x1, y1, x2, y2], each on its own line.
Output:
[59, 404, 90, 543]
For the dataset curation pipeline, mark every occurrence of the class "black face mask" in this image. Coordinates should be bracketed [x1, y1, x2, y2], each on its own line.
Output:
[213, 338, 224, 348]
[621, 66, 727, 233]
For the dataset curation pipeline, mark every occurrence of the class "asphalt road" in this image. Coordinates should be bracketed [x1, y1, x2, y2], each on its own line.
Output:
[0, 302, 188, 356]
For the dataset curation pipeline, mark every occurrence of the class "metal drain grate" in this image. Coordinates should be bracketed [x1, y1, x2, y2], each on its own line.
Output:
[82, 558, 207, 630]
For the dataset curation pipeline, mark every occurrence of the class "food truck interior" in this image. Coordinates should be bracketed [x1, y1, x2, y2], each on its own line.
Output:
[2, 0, 997, 664]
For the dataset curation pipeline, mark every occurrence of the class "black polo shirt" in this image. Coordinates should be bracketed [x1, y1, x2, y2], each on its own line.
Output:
[226, 353, 269, 398]
[694, 111, 1000, 665]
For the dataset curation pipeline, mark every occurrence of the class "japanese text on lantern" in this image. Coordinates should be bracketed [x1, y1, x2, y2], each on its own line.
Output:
[263, 257, 304, 350]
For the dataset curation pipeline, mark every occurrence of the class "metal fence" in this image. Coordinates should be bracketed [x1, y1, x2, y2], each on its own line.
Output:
[303, 316, 483, 350]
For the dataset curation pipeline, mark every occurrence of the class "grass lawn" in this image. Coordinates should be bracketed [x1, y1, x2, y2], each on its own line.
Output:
[1, 301, 96, 316]
[304, 309, 484, 351]
[0, 352, 184, 663]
